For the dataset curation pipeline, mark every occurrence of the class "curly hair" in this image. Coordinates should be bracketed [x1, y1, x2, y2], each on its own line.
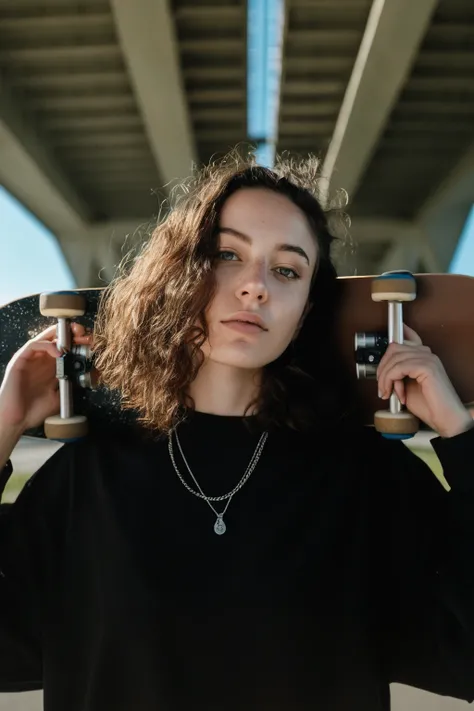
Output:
[92, 148, 359, 436]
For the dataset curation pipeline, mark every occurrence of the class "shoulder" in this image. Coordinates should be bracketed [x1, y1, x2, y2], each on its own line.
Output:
[16, 425, 157, 508]
[292, 419, 386, 452]
[292, 419, 425, 475]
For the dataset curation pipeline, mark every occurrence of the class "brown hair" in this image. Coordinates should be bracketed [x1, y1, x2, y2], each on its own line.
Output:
[93, 149, 356, 436]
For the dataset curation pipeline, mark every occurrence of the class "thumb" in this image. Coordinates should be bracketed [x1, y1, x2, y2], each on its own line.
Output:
[403, 323, 423, 346]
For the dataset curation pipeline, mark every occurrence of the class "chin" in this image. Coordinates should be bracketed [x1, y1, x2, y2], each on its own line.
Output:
[206, 344, 285, 370]
[210, 354, 268, 370]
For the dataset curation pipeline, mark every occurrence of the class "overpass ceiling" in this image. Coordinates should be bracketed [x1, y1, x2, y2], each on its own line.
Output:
[0, 0, 473, 276]
[172, 0, 248, 165]
[0, 0, 163, 220]
[351, 0, 474, 220]
[277, 0, 373, 154]
[0, 0, 247, 223]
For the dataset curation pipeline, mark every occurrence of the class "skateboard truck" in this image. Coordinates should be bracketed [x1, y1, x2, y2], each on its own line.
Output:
[371, 270, 418, 439]
[354, 332, 388, 379]
[358, 270, 419, 440]
[39, 291, 90, 442]
[56, 346, 95, 389]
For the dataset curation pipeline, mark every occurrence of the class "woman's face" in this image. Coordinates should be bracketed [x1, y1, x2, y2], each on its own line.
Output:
[202, 187, 318, 369]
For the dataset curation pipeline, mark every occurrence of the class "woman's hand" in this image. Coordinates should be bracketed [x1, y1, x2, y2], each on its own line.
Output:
[376, 324, 473, 438]
[0, 322, 94, 434]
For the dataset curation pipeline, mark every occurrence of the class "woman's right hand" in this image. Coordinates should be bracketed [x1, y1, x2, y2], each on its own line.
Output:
[0, 323, 93, 434]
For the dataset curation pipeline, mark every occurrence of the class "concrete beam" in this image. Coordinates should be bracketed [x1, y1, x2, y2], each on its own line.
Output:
[110, 0, 197, 187]
[0, 72, 91, 235]
[60, 218, 155, 287]
[59, 235, 124, 288]
[348, 218, 419, 245]
[418, 142, 474, 273]
[58, 238, 104, 288]
[377, 239, 423, 274]
[332, 218, 408, 275]
[274, 0, 291, 151]
[342, 218, 426, 276]
[322, 0, 438, 201]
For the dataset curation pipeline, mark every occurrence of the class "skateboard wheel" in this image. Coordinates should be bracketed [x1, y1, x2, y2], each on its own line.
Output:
[371, 272, 416, 303]
[39, 291, 86, 318]
[373, 410, 419, 440]
[44, 414, 88, 442]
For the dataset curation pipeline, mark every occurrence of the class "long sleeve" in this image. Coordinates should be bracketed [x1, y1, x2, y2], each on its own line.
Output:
[0, 443, 74, 691]
[367, 424, 474, 701]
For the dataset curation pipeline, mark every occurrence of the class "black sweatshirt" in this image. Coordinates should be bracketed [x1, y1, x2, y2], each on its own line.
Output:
[0, 411, 473, 710]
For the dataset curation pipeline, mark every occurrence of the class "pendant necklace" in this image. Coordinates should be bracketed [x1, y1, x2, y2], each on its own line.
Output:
[168, 426, 268, 535]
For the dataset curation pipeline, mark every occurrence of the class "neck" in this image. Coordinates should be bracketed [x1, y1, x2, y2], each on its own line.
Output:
[187, 360, 262, 416]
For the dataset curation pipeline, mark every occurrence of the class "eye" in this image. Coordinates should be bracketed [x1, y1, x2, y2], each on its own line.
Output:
[216, 250, 239, 262]
[275, 266, 300, 281]
[216, 250, 300, 281]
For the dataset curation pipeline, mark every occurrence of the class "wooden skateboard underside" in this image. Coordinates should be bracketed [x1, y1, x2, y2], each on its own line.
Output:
[335, 273, 474, 422]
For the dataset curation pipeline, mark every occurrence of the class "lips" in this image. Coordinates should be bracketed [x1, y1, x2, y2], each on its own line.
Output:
[222, 312, 268, 331]
[228, 319, 263, 329]
[222, 320, 264, 335]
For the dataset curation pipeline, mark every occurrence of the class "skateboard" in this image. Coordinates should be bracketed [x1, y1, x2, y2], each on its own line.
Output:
[334, 271, 474, 436]
[0, 288, 139, 440]
[0, 272, 473, 442]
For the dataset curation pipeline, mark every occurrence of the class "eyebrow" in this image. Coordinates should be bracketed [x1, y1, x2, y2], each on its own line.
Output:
[218, 227, 311, 266]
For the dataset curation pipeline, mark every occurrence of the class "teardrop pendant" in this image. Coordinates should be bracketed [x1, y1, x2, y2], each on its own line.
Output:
[214, 516, 226, 535]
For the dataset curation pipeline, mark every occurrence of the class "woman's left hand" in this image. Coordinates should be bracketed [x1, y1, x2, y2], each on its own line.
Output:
[376, 324, 473, 438]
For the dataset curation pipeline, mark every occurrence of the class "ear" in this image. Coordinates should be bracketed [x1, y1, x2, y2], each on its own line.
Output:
[292, 301, 313, 341]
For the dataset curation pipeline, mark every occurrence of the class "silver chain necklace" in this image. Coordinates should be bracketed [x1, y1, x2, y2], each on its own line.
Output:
[168, 426, 268, 535]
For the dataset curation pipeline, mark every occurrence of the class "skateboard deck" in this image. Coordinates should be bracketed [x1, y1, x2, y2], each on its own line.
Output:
[1, 273, 473, 439]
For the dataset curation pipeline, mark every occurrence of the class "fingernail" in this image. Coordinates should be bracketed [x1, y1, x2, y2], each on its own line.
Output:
[378, 390, 382, 398]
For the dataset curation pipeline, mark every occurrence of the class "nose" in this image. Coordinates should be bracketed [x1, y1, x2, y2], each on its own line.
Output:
[235, 261, 268, 303]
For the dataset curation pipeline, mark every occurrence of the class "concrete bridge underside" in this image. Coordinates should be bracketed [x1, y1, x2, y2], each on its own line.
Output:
[0, 0, 473, 287]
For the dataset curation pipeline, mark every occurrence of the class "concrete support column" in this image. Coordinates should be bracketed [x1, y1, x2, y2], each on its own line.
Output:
[378, 239, 422, 274]
[59, 219, 152, 287]
[58, 238, 105, 288]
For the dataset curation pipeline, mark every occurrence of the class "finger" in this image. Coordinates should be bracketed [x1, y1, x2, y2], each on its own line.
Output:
[403, 323, 423, 346]
[71, 323, 94, 345]
[378, 349, 416, 395]
[378, 348, 418, 395]
[15, 339, 63, 363]
[70, 322, 88, 336]
[378, 342, 431, 377]
[393, 379, 406, 405]
[378, 355, 432, 399]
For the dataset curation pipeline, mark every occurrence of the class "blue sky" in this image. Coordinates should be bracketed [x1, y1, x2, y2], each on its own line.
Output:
[0, 187, 473, 306]
[450, 204, 474, 275]
[0, 187, 76, 305]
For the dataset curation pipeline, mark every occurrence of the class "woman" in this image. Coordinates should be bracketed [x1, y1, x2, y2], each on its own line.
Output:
[0, 153, 473, 711]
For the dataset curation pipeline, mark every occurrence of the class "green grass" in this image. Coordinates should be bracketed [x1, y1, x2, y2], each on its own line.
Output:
[409, 447, 448, 489]
[2, 472, 32, 503]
